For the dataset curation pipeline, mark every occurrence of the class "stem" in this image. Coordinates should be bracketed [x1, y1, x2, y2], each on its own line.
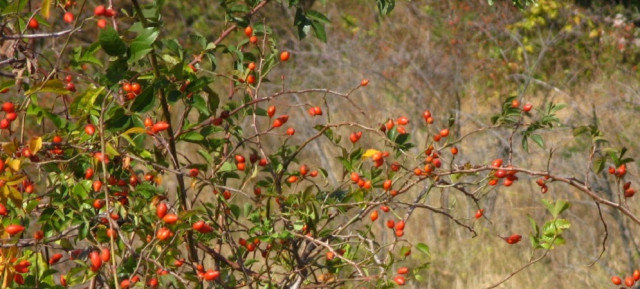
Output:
[131, 0, 199, 265]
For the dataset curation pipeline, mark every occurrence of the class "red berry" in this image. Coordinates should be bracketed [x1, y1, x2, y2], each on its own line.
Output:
[131, 82, 141, 94]
[625, 188, 636, 198]
[386, 220, 395, 228]
[28, 18, 39, 29]
[6, 224, 25, 235]
[2, 102, 14, 113]
[370, 210, 378, 221]
[63, 12, 74, 23]
[244, 26, 253, 37]
[104, 8, 117, 17]
[94, 5, 106, 16]
[152, 121, 170, 133]
[192, 220, 204, 231]
[612, 276, 622, 285]
[156, 227, 172, 240]
[523, 103, 533, 112]
[5, 112, 16, 121]
[162, 214, 178, 224]
[100, 248, 110, 262]
[93, 199, 105, 209]
[397, 116, 409, 125]
[49, 253, 63, 265]
[616, 164, 627, 177]
[422, 109, 432, 121]
[156, 202, 167, 219]
[280, 51, 290, 62]
[84, 167, 94, 179]
[267, 106, 276, 117]
[393, 275, 406, 285]
[505, 234, 522, 244]
[203, 269, 220, 281]
[625, 276, 635, 287]
[84, 124, 96, 135]
[383, 179, 392, 191]
[89, 250, 102, 271]
[350, 172, 360, 183]
[299, 165, 308, 176]
[97, 19, 107, 29]
[325, 251, 335, 260]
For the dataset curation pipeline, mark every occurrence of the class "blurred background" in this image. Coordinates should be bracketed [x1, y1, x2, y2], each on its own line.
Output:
[165, 0, 640, 287]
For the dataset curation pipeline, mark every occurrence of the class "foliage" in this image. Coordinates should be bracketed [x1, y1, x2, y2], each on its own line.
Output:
[0, 1, 636, 289]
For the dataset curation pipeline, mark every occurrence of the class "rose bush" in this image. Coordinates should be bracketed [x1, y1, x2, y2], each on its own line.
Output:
[0, 0, 637, 288]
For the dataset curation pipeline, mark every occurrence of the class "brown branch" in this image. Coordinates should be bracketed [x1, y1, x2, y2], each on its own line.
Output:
[0, 225, 79, 248]
[434, 166, 640, 226]
[1, 28, 75, 39]
[131, 0, 199, 265]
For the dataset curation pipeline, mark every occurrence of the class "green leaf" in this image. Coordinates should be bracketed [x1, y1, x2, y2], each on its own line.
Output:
[25, 79, 70, 96]
[399, 245, 411, 257]
[306, 10, 330, 24]
[540, 199, 554, 216]
[593, 156, 606, 174]
[541, 199, 571, 218]
[376, 0, 395, 15]
[104, 107, 131, 131]
[552, 201, 570, 218]
[0, 81, 13, 92]
[105, 57, 128, 84]
[550, 103, 567, 113]
[416, 243, 430, 257]
[99, 27, 127, 56]
[572, 126, 589, 136]
[219, 162, 235, 173]
[310, 20, 327, 42]
[542, 219, 570, 238]
[76, 42, 103, 67]
[294, 8, 311, 39]
[70, 86, 104, 117]
[527, 215, 539, 237]
[179, 131, 204, 142]
[128, 27, 159, 64]
[530, 134, 544, 148]
[130, 85, 155, 112]
[197, 149, 213, 164]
